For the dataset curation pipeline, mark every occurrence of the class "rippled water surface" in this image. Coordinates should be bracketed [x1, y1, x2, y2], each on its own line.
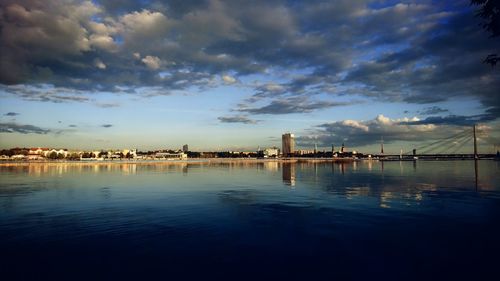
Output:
[1, 160, 499, 280]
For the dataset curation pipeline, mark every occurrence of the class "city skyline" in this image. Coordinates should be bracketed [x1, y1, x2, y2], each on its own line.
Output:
[1, 0, 499, 153]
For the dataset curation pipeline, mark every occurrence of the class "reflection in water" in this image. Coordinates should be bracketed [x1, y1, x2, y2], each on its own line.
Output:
[0, 160, 499, 280]
[282, 162, 296, 186]
[264, 161, 279, 172]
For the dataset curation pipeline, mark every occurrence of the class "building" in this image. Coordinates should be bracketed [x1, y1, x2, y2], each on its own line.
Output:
[263, 147, 279, 158]
[29, 147, 50, 156]
[297, 149, 314, 155]
[154, 152, 188, 160]
[282, 133, 295, 157]
[182, 144, 189, 152]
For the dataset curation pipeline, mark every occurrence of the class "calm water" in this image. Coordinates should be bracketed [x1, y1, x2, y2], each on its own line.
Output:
[1, 160, 499, 280]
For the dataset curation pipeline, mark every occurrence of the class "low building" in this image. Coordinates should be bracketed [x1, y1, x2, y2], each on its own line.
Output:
[29, 147, 50, 156]
[263, 147, 279, 158]
[154, 152, 188, 160]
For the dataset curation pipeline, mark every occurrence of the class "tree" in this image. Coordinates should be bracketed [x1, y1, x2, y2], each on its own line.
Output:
[471, 0, 500, 66]
[48, 151, 58, 159]
[67, 153, 80, 160]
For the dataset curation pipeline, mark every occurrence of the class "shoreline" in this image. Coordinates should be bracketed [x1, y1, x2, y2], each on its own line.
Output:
[0, 158, 358, 166]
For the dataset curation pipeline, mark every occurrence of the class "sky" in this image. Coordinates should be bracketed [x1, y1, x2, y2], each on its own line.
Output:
[0, 0, 499, 153]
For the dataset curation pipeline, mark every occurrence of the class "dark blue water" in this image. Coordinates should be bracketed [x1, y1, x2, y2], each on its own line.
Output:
[1, 161, 499, 280]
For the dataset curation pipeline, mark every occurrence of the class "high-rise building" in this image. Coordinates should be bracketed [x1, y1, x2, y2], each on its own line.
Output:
[282, 133, 295, 157]
[182, 144, 189, 152]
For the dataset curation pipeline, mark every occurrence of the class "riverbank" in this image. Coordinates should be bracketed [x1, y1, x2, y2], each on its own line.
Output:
[0, 157, 359, 166]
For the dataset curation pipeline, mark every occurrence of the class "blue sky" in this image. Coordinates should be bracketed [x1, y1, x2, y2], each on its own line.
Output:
[0, 0, 499, 153]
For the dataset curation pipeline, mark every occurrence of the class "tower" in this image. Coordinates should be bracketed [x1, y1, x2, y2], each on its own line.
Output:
[473, 124, 478, 159]
[282, 133, 295, 157]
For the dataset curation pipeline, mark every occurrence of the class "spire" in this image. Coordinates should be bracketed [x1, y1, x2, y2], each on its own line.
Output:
[380, 136, 384, 154]
[473, 124, 478, 159]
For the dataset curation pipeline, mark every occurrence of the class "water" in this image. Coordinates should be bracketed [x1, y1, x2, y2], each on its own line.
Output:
[1, 160, 499, 280]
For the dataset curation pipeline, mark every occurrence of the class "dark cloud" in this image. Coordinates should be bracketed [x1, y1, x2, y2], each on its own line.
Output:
[238, 97, 353, 115]
[342, 10, 500, 119]
[101, 124, 113, 128]
[1, 84, 91, 103]
[4, 112, 19, 116]
[69, 124, 77, 127]
[400, 114, 496, 126]
[419, 106, 449, 115]
[0, 122, 50, 134]
[218, 115, 259, 124]
[95, 102, 120, 108]
[0, 0, 497, 121]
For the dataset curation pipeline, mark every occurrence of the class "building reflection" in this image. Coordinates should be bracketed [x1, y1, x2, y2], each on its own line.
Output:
[282, 162, 296, 187]
[263, 161, 279, 172]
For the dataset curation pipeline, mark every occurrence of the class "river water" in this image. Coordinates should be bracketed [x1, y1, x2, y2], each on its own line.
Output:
[1, 160, 499, 280]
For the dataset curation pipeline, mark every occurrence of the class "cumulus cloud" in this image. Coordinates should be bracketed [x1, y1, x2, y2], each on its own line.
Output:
[94, 58, 107, 69]
[141, 55, 161, 70]
[218, 115, 259, 124]
[0, 122, 50, 134]
[0, 0, 497, 123]
[4, 112, 19, 116]
[221, 74, 237, 84]
[298, 114, 442, 147]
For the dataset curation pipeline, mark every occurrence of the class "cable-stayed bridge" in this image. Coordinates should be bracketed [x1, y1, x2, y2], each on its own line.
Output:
[378, 125, 499, 160]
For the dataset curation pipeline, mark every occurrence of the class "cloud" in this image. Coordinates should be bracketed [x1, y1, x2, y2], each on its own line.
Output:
[94, 58, 107, 69]
[95, 102, 120, 108]
[68, 124, 77, 128]
[0, 0, 497, 123]
[0, 122, 50, 134]
[101, 124, 113, 128]
[298, 114, 442, 147]
[221, 74, 237, 84]
[141, 55, 162, 70]
[218, 115, 259, 124]
[400, 114, 496, 126]
[237, 97, 353, 115]
[419, 106, 449, 115]
[2, 84, 91, 103]
[4, 112, 19, 116]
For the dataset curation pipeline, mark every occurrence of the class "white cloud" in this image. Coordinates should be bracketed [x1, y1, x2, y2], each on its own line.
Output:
[89, 34, 116, 51]
[94, 59, 106, 69]
[222, 74, 237, 84]
[303, 114, 444, 147]
[341, 120, 369, 132]
[120, 10, 170, 42]
[142, 55, 161, 70]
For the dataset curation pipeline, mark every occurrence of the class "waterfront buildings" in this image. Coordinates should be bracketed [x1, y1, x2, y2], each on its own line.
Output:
[183, 144, 189, 152]
[261, 147, 279, 158]
[282, 133, 295, 157]
[154, 152, 188, 160]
